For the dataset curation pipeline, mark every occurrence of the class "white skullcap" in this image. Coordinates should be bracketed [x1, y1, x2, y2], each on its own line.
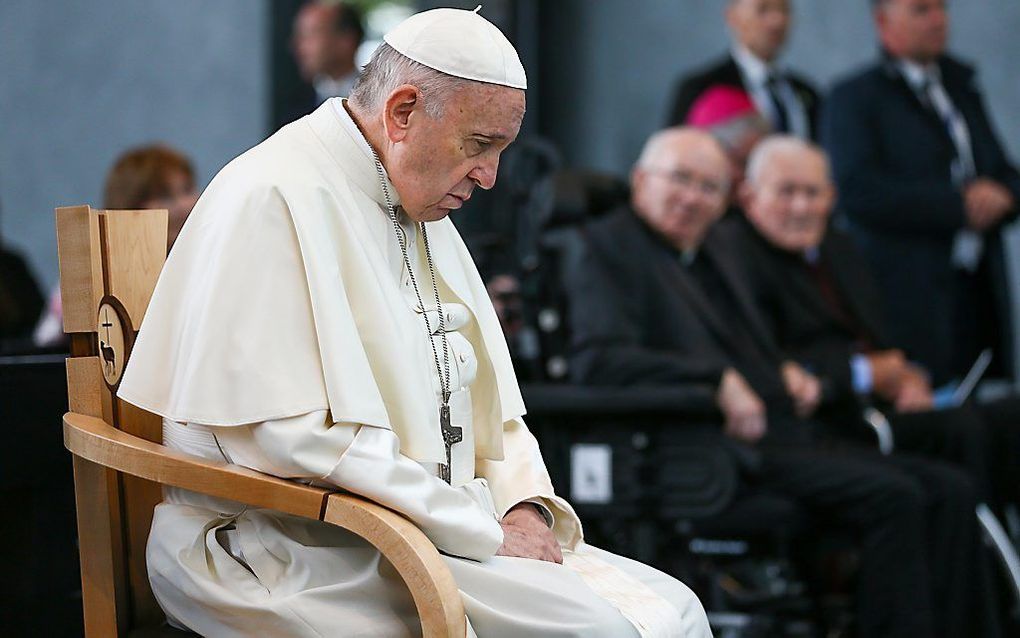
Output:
[383, 5, 527, 90]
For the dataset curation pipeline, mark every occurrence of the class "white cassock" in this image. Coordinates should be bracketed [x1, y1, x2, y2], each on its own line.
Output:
[119, 98, 710, 638]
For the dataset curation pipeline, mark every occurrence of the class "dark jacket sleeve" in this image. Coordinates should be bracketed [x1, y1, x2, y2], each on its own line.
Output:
[967, 88, 1020, 215]
[567, 233, 726, 397]
[666, 75, 708, 127]
[788, 339, 858, 403]
[823, 80, 967, 236]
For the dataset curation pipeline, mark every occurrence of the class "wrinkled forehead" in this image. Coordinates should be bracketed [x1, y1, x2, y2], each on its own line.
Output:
[449, 84, 526, 135]
[733, 0, 790, 14]
[661, 139, 730, 180]
[768, 151, 831, 185]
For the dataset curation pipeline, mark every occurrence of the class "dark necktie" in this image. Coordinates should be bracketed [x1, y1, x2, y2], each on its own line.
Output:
[765, 74, 790, 134]
[919, 72, 975, 184]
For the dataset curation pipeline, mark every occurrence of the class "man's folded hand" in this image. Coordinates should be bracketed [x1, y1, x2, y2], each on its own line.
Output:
[496, 503, 563, 564]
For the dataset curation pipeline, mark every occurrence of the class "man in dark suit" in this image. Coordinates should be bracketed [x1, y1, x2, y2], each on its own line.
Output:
[667, 0, 819, 139]
[278, 1, 364, 129]
[824, 0, 1020, 386]
[568, 127, 999, 638]
[727, 135, 1020, 518]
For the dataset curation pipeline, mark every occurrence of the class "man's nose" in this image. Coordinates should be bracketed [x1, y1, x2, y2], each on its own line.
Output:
[470, 156, 500, 190]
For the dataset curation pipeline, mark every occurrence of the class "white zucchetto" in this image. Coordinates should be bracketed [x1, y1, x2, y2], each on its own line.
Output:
[383, 6, 527, 90]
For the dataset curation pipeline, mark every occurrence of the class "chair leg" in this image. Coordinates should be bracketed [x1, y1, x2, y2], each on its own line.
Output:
[977, 503, 1020, 614]
[73, 455, 128, 637]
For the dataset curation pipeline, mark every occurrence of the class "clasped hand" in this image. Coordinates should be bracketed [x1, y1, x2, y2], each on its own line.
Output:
[496, 502, 562, 564]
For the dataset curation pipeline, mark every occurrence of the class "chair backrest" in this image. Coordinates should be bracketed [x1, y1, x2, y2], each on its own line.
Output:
[56, 205, 168, 636]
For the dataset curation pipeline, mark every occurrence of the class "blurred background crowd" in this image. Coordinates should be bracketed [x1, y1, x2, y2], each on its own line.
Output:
[4, 1, 1020, 636]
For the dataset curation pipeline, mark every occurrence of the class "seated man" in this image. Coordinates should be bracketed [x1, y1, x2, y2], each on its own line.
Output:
[118, 8, 709, 638]
[726, 134, 1020, 516]
[568, 126, 998, 638]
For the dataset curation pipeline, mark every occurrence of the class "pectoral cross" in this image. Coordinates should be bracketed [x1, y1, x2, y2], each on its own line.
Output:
[438, 402, 463, 484]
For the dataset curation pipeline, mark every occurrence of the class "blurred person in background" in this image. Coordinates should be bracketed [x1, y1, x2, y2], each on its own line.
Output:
[33, 144, 198, 348]
[280, 1, 365, 128]
[825, 0, 1020, 387]
[0, 201, 45, 350]
[569, 126, 998, 638]
[726, 136, 1020, 549]
[684, 85, 771, 200]
[667, 0, 819, 140]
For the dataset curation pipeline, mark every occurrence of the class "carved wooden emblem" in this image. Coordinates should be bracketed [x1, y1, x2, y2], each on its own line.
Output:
[97, 302, 127, 387]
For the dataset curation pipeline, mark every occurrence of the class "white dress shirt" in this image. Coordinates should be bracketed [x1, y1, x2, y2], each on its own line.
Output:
[732, 43, 810, 139]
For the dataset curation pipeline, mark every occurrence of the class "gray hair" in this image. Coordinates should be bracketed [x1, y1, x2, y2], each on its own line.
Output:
[709, 112, 771, 153]
[634, 127, 732, 193]
[745, 135, 832, 186]
[349, 43, 474, 118]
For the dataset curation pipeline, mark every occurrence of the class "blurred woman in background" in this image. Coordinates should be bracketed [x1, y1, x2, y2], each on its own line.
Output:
[34, 144, 198, 348]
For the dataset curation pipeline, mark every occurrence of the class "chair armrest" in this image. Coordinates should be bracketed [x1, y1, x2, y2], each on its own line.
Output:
[63, 412, 466, 637]
[63, 412, 329, 518]
[861, 407, 895, 455]
[323, 495, 466, 638]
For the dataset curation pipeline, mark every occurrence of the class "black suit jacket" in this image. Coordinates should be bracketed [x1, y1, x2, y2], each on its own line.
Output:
[824, 53, 1020, 384]
[276, 83, 320, 131]
[568, 209, 800, 431]
[720, 215, 894, 407]
[0, 245, 44, 342]
[666, 54, 821, 139]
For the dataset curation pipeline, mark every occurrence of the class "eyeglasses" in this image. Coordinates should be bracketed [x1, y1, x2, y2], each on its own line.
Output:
[643, 168, 727, 198]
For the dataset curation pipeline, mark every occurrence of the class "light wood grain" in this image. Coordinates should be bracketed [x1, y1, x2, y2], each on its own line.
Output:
[56, 205, 103, 334]
[66, 356, 104, 418]
[73, 455, 128, 637]
[99, 210, 167, 330]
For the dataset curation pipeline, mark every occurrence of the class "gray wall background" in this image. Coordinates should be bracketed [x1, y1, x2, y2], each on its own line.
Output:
[0, 0, 269, 290]
[541, 0, 1020, 175]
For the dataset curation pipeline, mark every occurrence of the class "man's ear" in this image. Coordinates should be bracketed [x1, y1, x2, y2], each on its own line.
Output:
[383, 84, 421, 143]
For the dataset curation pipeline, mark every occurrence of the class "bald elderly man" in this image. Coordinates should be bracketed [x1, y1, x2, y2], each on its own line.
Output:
[120, 8, 708, 638]
[569, 127, 989, 638]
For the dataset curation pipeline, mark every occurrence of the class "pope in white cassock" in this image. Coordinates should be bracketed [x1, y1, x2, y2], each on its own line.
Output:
[117, 7, 710, 637]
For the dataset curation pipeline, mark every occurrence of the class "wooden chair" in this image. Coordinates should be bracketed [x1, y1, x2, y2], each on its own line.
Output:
[56, 205, 465, 637]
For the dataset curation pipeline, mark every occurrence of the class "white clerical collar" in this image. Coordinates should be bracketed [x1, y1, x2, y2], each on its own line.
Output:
[330, 98, 402, 206]
[897, 58, 939, 92]
[314, 69, 359, 102]
[732, 43, 779, 86]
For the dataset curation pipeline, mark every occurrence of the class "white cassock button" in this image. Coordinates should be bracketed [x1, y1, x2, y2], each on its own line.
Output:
[458, 352, 468, 364]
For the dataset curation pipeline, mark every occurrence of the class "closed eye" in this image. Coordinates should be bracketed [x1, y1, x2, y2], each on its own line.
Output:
[468, 138, 492, 155]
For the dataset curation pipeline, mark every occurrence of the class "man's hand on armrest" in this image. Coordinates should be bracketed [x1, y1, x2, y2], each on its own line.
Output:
[496, 502, 563, 564]
[717, 368, 767, 444]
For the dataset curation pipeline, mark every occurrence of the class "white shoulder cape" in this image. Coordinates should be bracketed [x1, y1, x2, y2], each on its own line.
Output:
[118, 101, 524, 463]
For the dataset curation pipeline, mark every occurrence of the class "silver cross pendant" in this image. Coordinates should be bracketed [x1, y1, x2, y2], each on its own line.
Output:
[439, 402, 463, 484]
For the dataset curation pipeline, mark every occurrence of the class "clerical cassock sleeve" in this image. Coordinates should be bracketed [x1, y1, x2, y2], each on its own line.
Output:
[476, 417, 583, 550]
[208, 410, 505, 562]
